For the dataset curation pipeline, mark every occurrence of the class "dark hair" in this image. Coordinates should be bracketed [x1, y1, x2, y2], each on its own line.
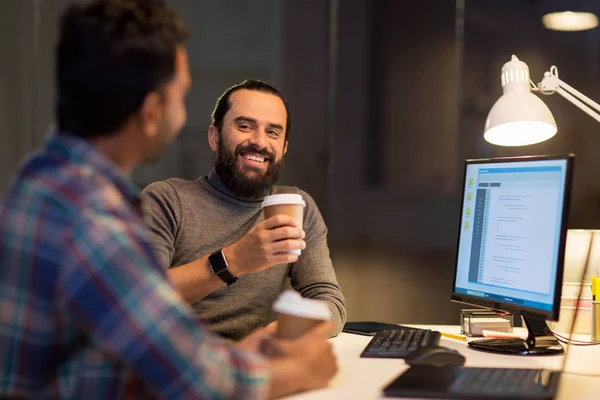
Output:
[56, 0, 188, 138]
[211, 79, 291, 141]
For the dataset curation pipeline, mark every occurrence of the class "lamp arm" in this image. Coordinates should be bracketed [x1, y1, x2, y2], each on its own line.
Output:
[539, 66, 600, 124]
[556, 78, 600, 113]
[555, 86, 600, 124]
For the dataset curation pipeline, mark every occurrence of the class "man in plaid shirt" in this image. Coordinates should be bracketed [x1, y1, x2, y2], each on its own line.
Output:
[0, 1, 337, 399]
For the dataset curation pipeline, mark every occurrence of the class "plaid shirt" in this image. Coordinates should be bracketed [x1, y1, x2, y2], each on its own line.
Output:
[0, 133, 269, 399]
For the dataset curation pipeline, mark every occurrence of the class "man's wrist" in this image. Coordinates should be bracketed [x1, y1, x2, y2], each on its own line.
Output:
[222, 246, 241, 276]
[208, 249, 238, 285]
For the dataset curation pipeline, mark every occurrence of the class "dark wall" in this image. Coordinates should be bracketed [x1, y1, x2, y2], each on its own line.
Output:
[330, 0, 462, 251]
[278, 0, 331, 213]
[2, 0, 599, 326]
[0, 0, 69, 190]
[329, 0, 465, 324]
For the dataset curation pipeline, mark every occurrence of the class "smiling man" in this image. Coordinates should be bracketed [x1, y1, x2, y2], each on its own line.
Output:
[141, 79, 346, 341]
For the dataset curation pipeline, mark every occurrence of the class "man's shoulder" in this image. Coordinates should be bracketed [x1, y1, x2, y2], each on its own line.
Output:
[141, 177, 211, 215]
[143, 177, 200, 195]
[0, 154, 131, 243]
[5, 153, 110, 215]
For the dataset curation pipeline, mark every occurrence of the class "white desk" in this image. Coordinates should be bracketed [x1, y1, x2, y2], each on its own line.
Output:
[286, 325, 600, 400]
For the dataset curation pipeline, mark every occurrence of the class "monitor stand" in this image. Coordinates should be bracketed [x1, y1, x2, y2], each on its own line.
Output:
[468, 315, 564, 356]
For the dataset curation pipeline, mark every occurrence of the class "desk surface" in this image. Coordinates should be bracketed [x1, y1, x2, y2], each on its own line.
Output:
[285, 325, 600, 400]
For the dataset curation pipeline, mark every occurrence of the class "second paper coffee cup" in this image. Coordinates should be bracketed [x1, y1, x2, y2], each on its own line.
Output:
[273, 290, 331, 340]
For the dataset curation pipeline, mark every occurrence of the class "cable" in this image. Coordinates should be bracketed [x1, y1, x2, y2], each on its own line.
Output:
[550, 329, 599, 345]
[562, 370, 600, 378]
[553, 334, 600, 346]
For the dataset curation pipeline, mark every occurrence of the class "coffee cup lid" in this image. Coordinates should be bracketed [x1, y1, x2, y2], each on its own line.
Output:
[262, 194, 306, 208]
[273, 290, 331, 320]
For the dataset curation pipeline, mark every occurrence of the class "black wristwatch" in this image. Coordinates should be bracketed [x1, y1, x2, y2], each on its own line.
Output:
[208, 249, 238, 285]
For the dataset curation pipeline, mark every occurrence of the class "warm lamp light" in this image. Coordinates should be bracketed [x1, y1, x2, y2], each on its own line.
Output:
[542, 11, 599, 32]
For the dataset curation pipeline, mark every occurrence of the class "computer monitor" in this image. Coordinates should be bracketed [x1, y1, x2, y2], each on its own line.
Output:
[451, 154, 574, 356]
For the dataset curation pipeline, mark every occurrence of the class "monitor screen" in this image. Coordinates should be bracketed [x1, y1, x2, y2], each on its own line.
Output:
[451, 155, 574, 322]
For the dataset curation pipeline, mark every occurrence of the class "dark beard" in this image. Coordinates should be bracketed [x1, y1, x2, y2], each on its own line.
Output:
[214, 138, 284, 200]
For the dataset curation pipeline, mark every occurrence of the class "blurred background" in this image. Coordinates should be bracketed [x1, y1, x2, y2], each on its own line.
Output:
[1, 0, 600, 325]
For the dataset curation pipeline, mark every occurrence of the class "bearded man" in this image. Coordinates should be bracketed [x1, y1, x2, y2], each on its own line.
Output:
[141, 79, 347, 341]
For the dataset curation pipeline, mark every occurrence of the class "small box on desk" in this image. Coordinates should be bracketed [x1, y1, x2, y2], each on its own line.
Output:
[461, 309, 514, 337]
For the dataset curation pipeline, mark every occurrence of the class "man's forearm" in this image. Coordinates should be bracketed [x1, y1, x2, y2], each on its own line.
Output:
[166, 245, 246, 304]
[303, 289, 346, 336]
[166, 256, 224, 303]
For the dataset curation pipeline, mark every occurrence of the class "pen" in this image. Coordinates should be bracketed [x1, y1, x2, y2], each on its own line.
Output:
[440, 332, 467, 341]
[593, 275, 597, 301]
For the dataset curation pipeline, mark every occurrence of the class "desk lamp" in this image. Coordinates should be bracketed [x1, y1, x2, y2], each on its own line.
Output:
[484, 55, 600, 146]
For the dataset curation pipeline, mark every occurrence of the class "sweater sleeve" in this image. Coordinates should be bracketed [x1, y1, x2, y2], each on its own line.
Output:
[288, 190, 347, 336]
[140, 180, 181, 270]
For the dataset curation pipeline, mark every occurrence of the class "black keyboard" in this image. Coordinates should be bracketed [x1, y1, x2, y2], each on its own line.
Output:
[360, 328, 441, 358]
[450, 367, 546, 394]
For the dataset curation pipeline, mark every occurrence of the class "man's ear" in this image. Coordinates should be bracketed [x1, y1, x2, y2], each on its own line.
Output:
[208, 125, 219, 152]
[138, 92, 162, 138]
[283, 140, 288, 155]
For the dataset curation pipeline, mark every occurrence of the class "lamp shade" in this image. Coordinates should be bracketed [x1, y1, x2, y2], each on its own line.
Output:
[484, 55, 557, 146]
[484, 93, 557, 146]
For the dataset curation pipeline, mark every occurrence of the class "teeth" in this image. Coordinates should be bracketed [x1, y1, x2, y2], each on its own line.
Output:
[243, 153, 265, 162]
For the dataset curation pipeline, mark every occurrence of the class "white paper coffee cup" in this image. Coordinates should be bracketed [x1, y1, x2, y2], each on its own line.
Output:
[262, 194, 306, 255]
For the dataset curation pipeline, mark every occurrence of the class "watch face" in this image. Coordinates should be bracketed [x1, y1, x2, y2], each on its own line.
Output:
[210, 261, 226, 274]
[210, 263, 227, 275]
[209, 250, 237, 284]
[209, 251, 228, 274]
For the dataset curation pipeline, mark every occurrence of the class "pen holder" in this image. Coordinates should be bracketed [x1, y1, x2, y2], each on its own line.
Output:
[593, 301, 600, 342]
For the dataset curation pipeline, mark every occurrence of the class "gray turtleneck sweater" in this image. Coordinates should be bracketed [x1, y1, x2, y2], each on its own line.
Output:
[140, 170, 346, 341]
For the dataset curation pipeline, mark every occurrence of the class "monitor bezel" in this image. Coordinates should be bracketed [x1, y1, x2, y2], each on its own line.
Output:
[450, 154, 575, 322]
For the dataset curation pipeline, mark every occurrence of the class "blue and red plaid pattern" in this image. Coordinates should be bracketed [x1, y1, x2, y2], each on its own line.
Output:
[0, 133, 269, 399]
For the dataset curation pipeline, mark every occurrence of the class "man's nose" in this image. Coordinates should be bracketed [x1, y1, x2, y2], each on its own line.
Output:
[248, 128, 268, 150]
